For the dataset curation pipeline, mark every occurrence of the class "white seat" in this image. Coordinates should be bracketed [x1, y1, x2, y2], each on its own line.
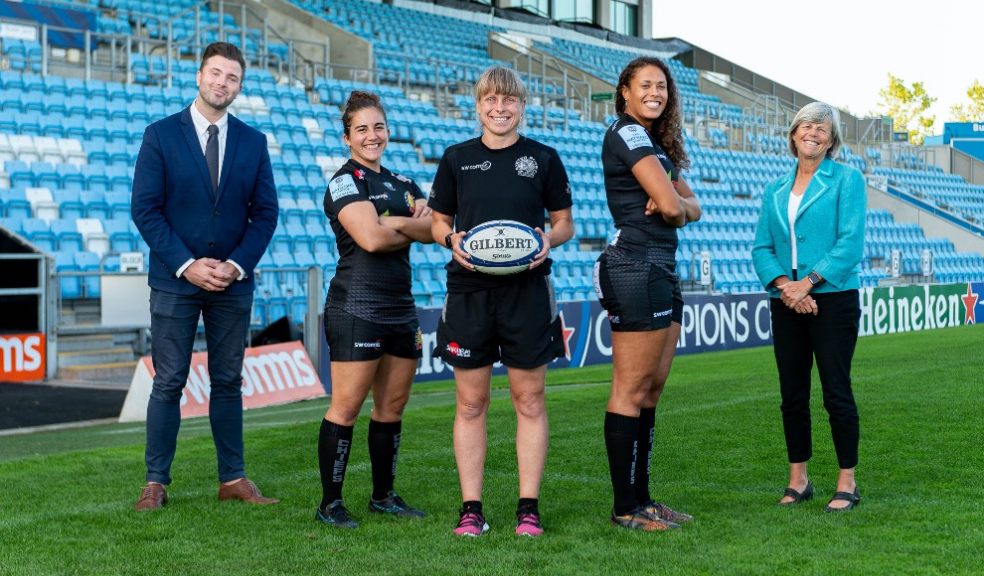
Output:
[0, 134, 13, 163]
[314, 155, 346, 177]
[302, 116, 323, 139]
[248, 95, 268, 112]
[35, 136, 63, 164]
[264, 132, 280, 155]
[25, 187, 58, 222]
[58, 138, 88, 165]
[9, 134, 39, 164]
[77, 218, 109, 257]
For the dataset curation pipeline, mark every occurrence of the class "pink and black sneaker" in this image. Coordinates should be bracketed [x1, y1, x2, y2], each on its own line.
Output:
[515, 510, 544, 537]
[454, 508, 489, 537]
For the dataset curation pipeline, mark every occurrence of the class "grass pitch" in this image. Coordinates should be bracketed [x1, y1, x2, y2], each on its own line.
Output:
[1, 325, 981, 575]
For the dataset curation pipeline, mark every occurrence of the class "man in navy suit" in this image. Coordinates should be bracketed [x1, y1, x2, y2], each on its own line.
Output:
[131, 42, 279, 510]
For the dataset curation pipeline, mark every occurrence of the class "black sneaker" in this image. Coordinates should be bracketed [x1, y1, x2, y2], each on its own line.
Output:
[643, 500, 694, 523]
[315, 499, 358, 529]
[611, 506, 679, 532]
[368, 491, 426, 518]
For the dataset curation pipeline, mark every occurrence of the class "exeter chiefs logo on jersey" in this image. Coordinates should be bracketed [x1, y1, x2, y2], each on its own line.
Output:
[515, 156, 537, 178]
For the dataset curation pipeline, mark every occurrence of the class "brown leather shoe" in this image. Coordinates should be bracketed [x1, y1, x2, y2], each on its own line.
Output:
[135, 483, 167, 511]
[218, 478, 279, 505]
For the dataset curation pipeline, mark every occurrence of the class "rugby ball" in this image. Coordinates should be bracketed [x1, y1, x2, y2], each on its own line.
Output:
[461, 220, 543, 275]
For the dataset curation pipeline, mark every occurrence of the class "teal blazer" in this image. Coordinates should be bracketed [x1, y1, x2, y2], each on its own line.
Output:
[752, 158, 866, 296]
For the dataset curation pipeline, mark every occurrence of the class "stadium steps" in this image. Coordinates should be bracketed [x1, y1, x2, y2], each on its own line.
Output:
[57, 360, 138, 383]
[59, 300, 101, 326]
[58, 346, 134, 367]
[55, 330, 146, 382]
[57, 333, 116, 352]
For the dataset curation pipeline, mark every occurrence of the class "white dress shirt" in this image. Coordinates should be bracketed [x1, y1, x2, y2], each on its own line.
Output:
[787, 191, 804, 275]
[175, 100, 245, 281]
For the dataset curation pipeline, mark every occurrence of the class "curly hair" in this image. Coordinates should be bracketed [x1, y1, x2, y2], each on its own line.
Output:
[615, 57, 689, 171]
[341, 90, 386, 136]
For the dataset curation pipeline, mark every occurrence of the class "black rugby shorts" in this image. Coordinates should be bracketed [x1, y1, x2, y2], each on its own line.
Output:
[325, 307, 422, 361]
[593, 251, 683, 331]
[436, 275, 563, 369]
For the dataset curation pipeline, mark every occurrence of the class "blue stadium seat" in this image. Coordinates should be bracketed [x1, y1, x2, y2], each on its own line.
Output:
[74, 251, 102, 298]
[105, 191, 131, 220]
[81, 191, 111, 220]
[50, 219, 84, 253]
[22, 218, 55, 252]
[54, 188, 85, 220]
[54, 251, 81, 299]
[3, 187, 33, 219]
[102, 219, 137, 252]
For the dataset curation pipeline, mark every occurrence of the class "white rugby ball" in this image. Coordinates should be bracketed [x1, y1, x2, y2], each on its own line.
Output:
[461, 220, 543, 275]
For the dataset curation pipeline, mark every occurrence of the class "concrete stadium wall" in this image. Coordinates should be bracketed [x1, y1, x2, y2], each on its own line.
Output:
[950, 147, 984, 186]
[254, 0, 372, 80]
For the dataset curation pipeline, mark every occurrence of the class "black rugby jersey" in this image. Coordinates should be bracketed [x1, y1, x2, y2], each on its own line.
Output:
[429, 136, 572, 291]
[602, 114, 679, 257]
[323, 159, 425, 324]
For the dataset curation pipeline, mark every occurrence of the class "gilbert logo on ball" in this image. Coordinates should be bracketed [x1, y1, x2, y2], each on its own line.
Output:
[461, 220, 543, 275]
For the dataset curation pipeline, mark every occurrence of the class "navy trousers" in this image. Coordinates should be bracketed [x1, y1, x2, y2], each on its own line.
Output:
[770, 290, 861, 469]
[145, 288, 253, 485]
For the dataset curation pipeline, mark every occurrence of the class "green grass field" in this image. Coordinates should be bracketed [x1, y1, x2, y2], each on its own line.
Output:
[2, 325, 982, 576]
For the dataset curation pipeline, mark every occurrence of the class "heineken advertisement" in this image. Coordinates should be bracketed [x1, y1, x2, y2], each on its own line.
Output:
[316, 282, 982, 391]
[859, 283, 979, 335]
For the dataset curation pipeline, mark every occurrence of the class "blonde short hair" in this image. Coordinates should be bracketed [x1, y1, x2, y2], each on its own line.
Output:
[787, 102, 843, 159]
[474, 66, 527, 102]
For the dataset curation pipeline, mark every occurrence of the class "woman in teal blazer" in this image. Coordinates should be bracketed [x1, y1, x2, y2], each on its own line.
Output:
[752, 102, 866, 512]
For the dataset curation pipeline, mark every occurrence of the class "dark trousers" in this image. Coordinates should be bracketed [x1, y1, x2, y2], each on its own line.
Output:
[770, 290, 860, 469]
[145, 288, 253, 485]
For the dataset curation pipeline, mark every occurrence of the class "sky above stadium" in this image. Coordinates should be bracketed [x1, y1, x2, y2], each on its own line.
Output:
[651, 0, 980, 132]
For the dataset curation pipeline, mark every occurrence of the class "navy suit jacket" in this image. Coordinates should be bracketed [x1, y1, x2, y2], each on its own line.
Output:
[131, 106, 279, 295]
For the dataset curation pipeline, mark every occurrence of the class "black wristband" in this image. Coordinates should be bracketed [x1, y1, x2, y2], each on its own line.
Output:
[444, 233, 453, 249]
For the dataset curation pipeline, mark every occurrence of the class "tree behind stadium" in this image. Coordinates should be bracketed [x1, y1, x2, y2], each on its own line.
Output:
[876, 73, 936, 145]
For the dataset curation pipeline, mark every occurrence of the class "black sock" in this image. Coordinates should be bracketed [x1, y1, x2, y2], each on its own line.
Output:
[318, 418, 354, 510]
[605, 411, 640, 516]
[462, 500, 482, 514]
[517, 497, 539, 516]
[634, 407, 656, 505]
[368, 419, 402, 501]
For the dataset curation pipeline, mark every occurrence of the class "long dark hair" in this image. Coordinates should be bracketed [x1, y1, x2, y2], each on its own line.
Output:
[341, 90, 386, 136]
[615, 57, 689, 171]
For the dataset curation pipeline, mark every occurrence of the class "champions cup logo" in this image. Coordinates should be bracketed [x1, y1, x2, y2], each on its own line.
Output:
[515, 156, 537, 178]
[405, 191, 415, 212]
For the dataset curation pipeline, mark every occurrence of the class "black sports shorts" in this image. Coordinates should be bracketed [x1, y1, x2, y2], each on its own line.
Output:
[436, 275, 563, 369]
[593, 248, 683, 332]
[325, 307, 422, 361]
